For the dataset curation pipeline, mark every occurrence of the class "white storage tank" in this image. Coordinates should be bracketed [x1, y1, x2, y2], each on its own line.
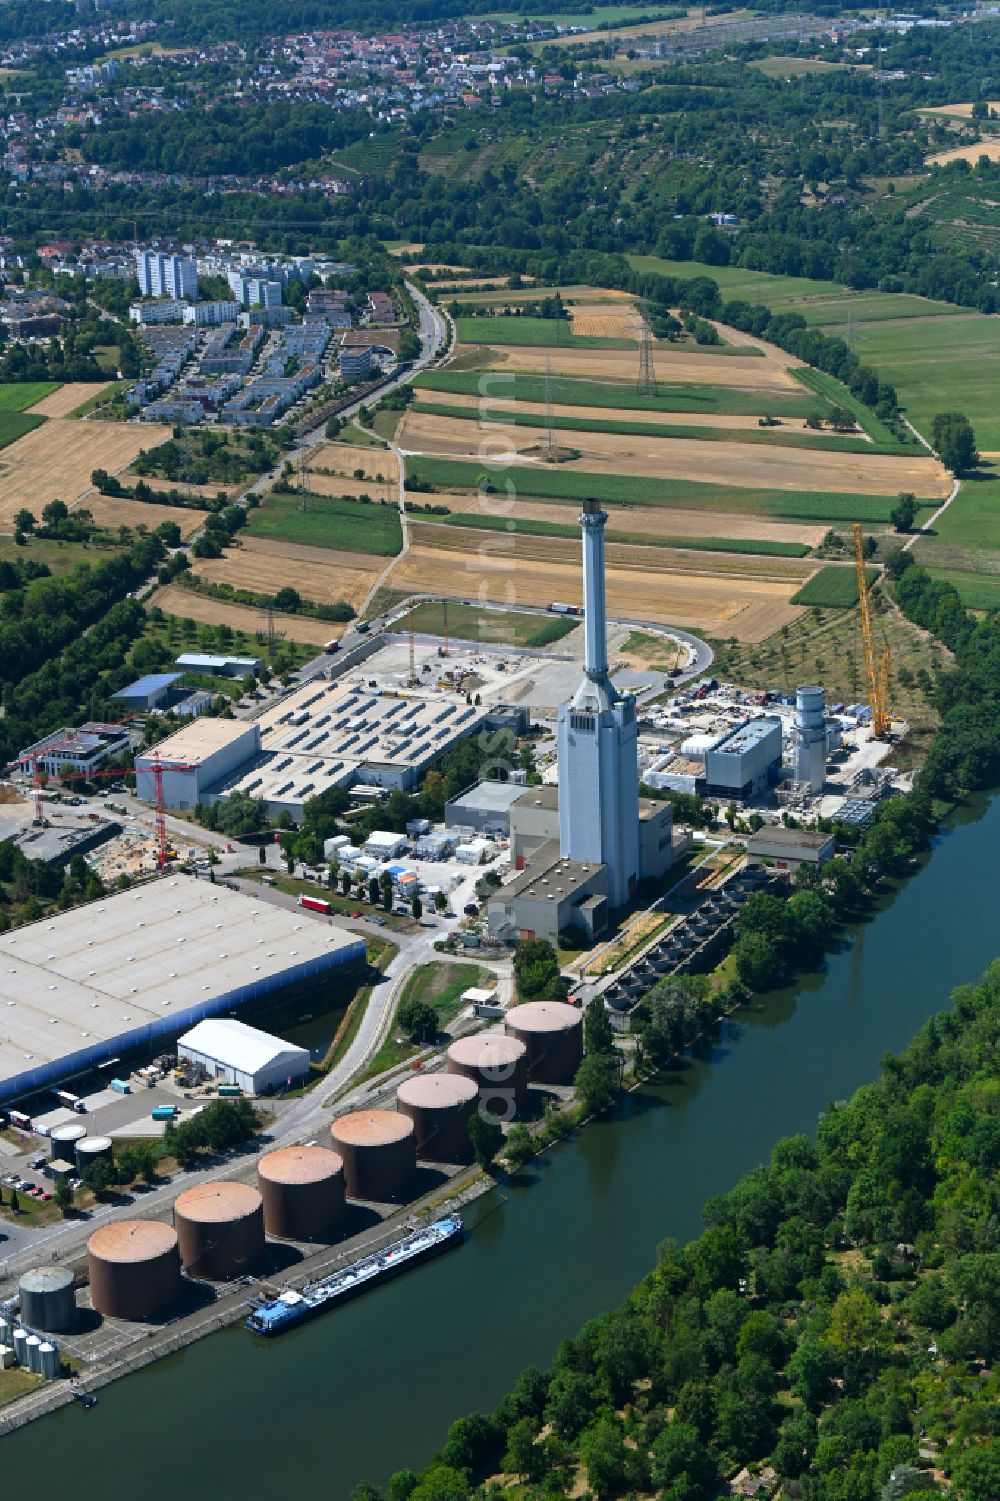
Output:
[18, 1266, 76, 1333]
[12, 1327, 27, 1364]
[37, 1341, 60, 1381]
[24, 1334, 41, 1373]
[0, 1345, 14, 1370]
[75, 1136, 114, 1173]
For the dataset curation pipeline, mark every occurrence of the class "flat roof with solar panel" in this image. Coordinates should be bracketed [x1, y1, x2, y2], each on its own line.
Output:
[216, 679, 490, 812]
[0, 878, 365, 1104]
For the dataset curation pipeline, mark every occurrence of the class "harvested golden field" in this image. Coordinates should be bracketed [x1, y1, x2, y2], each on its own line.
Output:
[919, 100, 1000, 117]
[387, 540, 804, 642]
[464, 342, 802, 391]
[442, 496, 827, 548]
[926, 138, 1000, 166]
[0, 418, 172, 526]
[414, 389, 774, 431]
[556, 7, 752, 45]
[433, 276, 512, 290]
[151, 584, 336, 645]
[397, 408, 949, 498]
[28, 382, 117, 417]
[308, 443, 396, 483]
[301, 470, 398, 500]
[568, 301, 644, 340]
[407, 519, 813, 583]
[192, 535, 381, 610]
[83, 494, 205, 539]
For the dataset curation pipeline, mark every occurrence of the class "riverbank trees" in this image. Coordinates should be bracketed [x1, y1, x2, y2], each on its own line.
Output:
[358, 957, 1000, 1500]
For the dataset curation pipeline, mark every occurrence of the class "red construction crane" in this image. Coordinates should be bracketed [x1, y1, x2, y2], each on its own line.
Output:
[145, 750, 197, 869]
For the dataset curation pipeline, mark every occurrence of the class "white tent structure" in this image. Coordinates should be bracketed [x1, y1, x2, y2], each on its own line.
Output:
[177, 1019, 309, 1095]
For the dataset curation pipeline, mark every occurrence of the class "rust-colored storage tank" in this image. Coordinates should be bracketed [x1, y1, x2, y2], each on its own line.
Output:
[505, 1000, 584, 1084]
[446, 1034, 528, 1118]
[173, 1181, 265, 1280]
[396, 1072, 478, 1163]
[87, 1220, 182, 1321]
[257, 1146, 346, 1242]
[330, 1110, 416, 1201]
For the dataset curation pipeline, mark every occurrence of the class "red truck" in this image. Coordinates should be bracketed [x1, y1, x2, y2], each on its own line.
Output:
[298, 894, 332, 916]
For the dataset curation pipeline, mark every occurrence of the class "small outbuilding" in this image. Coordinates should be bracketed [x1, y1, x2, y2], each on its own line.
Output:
[177, 1018, 309, 1095]
[746, 826, 835, 870]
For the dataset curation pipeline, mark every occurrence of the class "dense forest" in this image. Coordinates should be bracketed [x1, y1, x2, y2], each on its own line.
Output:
[355, 955, 1000, 1501]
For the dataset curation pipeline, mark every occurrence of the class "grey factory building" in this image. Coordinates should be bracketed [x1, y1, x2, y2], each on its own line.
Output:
[508, 785, 677, 885]
[487, 842, 609, 946]
[702, 718, 783, 800]
[0, 880, 364, 1105]
[141, 680, 490, 820]
[746, 826, 836, 869]
[444, 779, 528, 835]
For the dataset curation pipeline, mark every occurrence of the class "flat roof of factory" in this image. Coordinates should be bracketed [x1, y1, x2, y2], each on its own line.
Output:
[217, 679, 488, 805]
[447, 779, 526, 814]
[499, 841, 603, 902]
[136, 717, 254, 769]
[709, 717, 782, 756]
[0, 879, 363, 1101]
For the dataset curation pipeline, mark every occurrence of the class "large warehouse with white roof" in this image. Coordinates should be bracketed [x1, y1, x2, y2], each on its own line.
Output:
[0, 879, 365, 1105]
[137, 679, 489, 820]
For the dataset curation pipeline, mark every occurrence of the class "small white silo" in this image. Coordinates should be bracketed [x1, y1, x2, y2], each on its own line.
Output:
[37, 1341, 60, 1380]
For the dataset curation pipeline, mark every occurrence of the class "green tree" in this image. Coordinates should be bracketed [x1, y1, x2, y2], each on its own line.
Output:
[397, 997, 437, 1043]
[513, 938, 565, 1001]
[504, 1122, 535, 1171]
[650, 1420, 719, 1500]
[890, 492, 918, 533]
[411, 894, 423, 920]
[932, 412, 978, 475]
[574, 1052, 620, 1116]
[951, 1440, 1000, 1501]
[502, 1415, 545, 1482]
[468, 1110, 503, 1170]
[258, 845, 267, 866]
[54, 1176, 74, 1214]
[578, 1416, 629, 1500]
[583, 996, 614, 1056]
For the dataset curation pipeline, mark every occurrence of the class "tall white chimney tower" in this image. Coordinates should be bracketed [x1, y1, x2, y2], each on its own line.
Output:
[556, 500, 640, 908]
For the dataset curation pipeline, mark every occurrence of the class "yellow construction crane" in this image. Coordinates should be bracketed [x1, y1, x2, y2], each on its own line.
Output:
[852, 522, 891, 738]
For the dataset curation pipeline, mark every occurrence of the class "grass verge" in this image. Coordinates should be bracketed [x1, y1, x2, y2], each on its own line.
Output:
[358, 961, 491, 1082]
[407, 598, 577, 647]
[455, 315, 633, 348]
[413, 369, 826, 418]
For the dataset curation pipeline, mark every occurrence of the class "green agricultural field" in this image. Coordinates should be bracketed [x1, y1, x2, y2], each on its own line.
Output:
[847, 312, 1000, 450]
[626, 254, 848, 306]
[913, 469, 1000, 564]
[455, 315, 633, 349]
[414, 369, 827, 418]
[245, 493, 402, 557]
[405, 455, 929, 524]
[411, 398, 894, 455]
[438, 510, 811, 557]
[407, 598, 576, 648]
[925, 568, 1000, 610]
[0, 382, 59, 411]
[791, 565, 876, 608]
[0, 410, 45, 450]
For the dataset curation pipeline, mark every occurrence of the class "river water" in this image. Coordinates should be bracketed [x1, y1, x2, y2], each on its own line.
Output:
[5, 796, 1000, 1494]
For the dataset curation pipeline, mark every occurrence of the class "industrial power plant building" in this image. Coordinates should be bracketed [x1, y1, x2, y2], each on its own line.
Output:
[177, 1018, 310, 1094]
[0, 880, 364, 1104]
[140, 679, 490, 819]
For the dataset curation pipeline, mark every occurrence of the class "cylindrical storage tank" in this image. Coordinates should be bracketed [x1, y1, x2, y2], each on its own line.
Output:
[505, 1001, 584, 1085]
[0, 1316, 9, 1344]
[18, 1267, 76, 1333]
[257, 1146, 345, 1243]
[397, 1073, 478, 1163]
[75, 1136, 113, 1173]
[0, 1345, 14, 1371]
[24, 1334, 41, 1373]
[174, 1182, 265, 1280]
[11, 1328, 27, 1365]
[330, 1111, 416, 1202]
[49, 1123, 87, 1161]
[37, 1342, 59, 1381]
[446, 1035, 528, 1118]
[88, 1221, 182, 1321]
